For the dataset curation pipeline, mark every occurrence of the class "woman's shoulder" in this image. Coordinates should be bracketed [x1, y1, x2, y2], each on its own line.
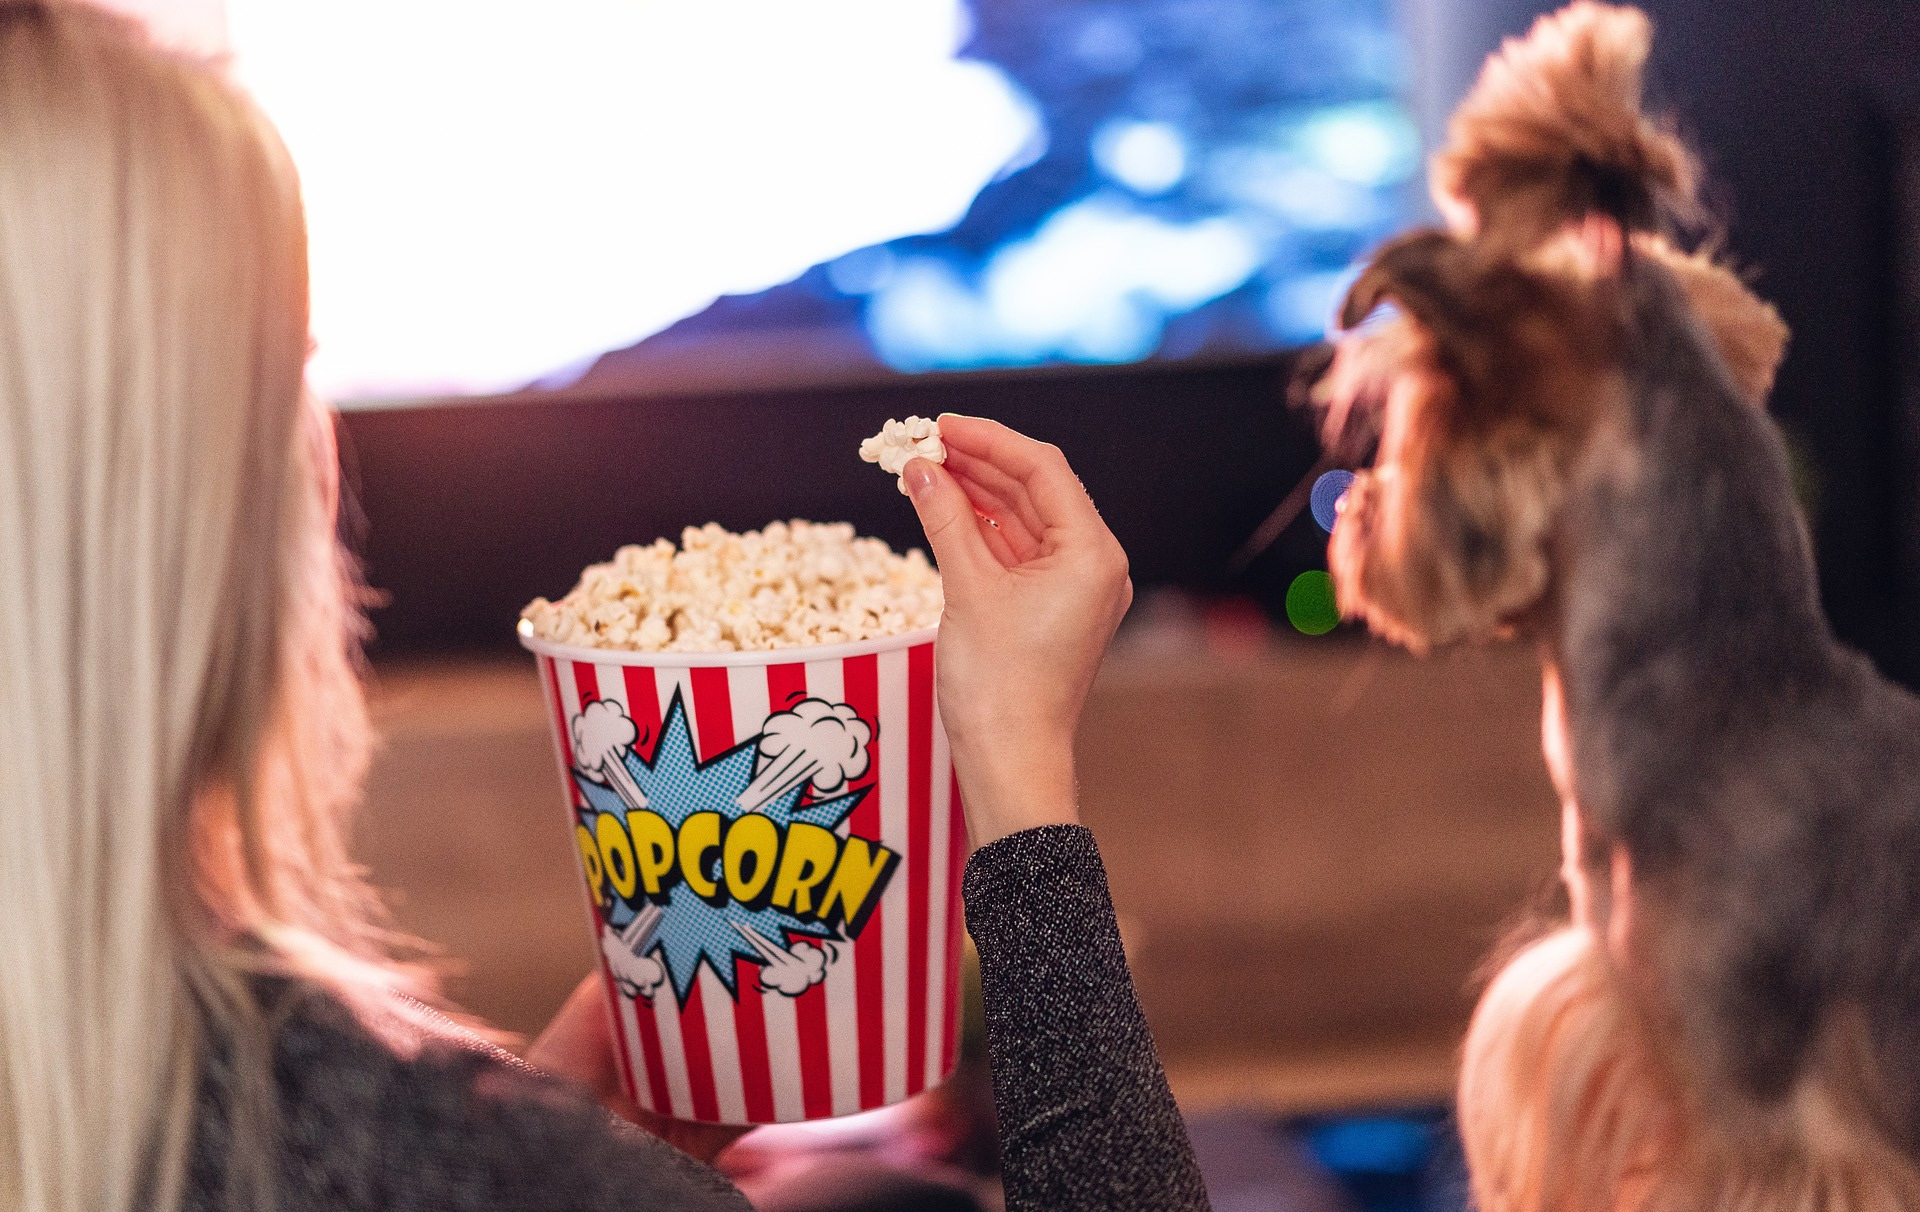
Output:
[186, 979, 751, 1212]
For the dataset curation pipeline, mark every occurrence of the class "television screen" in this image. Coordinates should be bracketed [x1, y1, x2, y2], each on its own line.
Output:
[115, 0, 1420, 404]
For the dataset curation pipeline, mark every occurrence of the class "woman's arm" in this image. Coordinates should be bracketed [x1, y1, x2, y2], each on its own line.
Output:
[965, 825, 1211, 1211]
[903, 417, 1211, 1212]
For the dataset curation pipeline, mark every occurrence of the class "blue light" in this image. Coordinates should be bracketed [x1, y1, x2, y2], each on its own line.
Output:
[1205, 147, 1382, 233]
[864, 195, 1264, 371]
[594, 0, 1419, 387]
[1294, 101, 1421, 187]
[865, 258, 992, 372]
[1092, 119, 1189, 195]
[1311, 469, 1357, 533]
[1306, 1115, 1433, 1175]
[1265, 268, 1357, 345]
[827, 246, 898, 296]
[1072, 12, 1145, 75]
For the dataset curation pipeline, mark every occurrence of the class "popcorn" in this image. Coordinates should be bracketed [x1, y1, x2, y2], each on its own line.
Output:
[859, 416, 946, 494]
[520, 520, 942, 653]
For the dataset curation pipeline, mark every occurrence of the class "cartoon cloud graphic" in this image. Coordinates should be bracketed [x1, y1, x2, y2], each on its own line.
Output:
[602, 903, 668, 999]
[737, 698, 872, 813]
[730, 921, 833, 997]
[573, 698, 650, 811]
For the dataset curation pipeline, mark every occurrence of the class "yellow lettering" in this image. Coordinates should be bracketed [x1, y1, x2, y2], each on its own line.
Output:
[818, 836, 898, 934]
[627, 810, 676, 896]
[723, 814, 781, 907]
[594, 808, 898, 932]
[770, 823, 839, 917]
[575, 822, 604, 900]
[677, 812, 722, 901]
[594, 811, 637, 900]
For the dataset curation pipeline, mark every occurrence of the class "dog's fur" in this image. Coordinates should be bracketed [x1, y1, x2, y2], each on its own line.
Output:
[1315, 1, 1920, 1195]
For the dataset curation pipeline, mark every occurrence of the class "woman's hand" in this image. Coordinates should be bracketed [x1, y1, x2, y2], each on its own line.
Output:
[527, 972, 752, 1166]
[903, 415, 1133, 847]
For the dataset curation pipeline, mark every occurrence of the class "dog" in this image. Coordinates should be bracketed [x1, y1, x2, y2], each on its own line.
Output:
[1310, 0, 1920, 1194]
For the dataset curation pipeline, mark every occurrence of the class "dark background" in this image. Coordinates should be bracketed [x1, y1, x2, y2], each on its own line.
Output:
[342, 0, 1920, 690]
[338, 355, 1323, 651]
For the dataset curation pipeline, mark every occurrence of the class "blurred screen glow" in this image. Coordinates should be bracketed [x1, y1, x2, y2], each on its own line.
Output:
[224, 0, 1036, 401]
[107, 0, 1416, 403]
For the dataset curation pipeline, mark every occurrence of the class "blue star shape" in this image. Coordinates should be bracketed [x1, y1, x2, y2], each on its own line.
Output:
[574, 690, 868, 1006]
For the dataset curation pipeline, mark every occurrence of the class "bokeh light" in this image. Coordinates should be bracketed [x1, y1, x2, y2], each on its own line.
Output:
[865, 197, 1265, 369]
[1285, 570, 1341, 636]
[1311, 469, 1357, 533]
[1092, 119, 1189, 195]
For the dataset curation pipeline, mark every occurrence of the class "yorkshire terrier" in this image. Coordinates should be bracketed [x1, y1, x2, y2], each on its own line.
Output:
[1313, 2, 1920, 1203]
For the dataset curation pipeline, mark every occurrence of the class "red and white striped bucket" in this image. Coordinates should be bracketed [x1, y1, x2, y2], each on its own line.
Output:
[520, 627, 966, 1124]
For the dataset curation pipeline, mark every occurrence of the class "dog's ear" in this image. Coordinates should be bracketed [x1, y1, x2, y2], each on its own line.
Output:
[1339, 230, 1507, 395]
[1341, 229, 1599, 411]
[1327, 334, 1568, 652]
[1341, 231, 1475, 336]
[1329, 233, 1614, 650]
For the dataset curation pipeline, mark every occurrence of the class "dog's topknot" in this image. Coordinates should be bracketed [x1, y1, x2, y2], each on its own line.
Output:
[1433, 2, 1698, 255]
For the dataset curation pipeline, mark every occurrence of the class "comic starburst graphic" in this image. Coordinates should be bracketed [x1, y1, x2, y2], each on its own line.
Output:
[573, 691, 868, 1006]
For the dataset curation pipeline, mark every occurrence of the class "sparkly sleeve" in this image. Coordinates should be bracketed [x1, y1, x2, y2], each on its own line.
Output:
[962, 825, 1211, 1212]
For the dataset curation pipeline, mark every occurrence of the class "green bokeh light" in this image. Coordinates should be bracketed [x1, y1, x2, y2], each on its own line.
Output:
[1285, 570, 1341, 636]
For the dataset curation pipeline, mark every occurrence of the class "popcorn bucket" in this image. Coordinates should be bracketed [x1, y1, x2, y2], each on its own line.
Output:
[520, 628, 967, 1124]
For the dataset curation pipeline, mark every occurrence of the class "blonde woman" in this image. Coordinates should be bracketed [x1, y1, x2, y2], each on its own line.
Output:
[0, 5, 762, 1209]
[0, 6, 1179, 1212]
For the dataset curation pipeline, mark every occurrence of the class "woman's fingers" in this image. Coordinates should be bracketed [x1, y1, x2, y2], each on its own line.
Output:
[935, 413, 1040, 463]
[945, 462, 1044, 561]
[977, 512, 1023, 567]
[937, 414, 1103, 533]
[938, 416, 1122, 584]
[904, 458, 996, 583]
[943, 447, 1046, 542]
[526, 974, 750, 1154]
[936, 415, 1064, 493]
[629, 1109, 755, 1167]
[983, 512, 1043, 565]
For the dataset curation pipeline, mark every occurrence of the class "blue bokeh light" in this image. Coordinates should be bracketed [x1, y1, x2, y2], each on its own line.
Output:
[1307, 1115, 1434, 1175]
[1312, 469, 1357, 533]
[1093, 119, 1190, 195]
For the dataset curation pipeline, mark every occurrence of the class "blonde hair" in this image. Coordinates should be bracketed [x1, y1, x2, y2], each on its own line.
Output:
[0, 5, 414, 1211]
[1459, 927, 1920, 1212]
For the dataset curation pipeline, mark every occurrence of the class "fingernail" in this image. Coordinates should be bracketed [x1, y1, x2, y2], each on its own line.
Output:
[904, 458, 936, 498]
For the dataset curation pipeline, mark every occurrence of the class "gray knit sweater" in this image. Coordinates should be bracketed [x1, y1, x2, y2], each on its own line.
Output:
[181, 825, 1207, 1211]
[182, 981, 754, 1212]
[963, 825, 1211, 1212]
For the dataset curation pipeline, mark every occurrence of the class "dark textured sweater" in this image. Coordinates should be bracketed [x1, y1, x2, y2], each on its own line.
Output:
[183, 982, 754, 1212]
[963, 825, 1211, 1212]
[181, 824, 1206, 1211]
